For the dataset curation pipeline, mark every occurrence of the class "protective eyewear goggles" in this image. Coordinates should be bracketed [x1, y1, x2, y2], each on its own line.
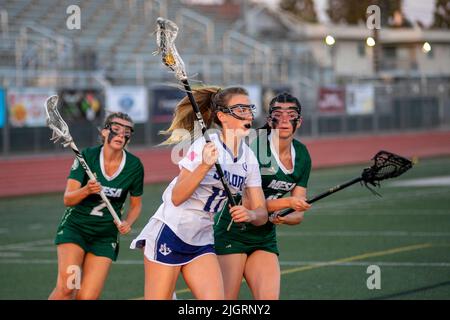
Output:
[106, 121, 134, 138]
[269, 106, 301, 121]
[220, 104, 256, 120]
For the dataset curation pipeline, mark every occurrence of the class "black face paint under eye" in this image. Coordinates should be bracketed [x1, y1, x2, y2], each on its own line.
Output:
[105, 122, 133, 145]
[269, 117, 299, 134]
[107, 130, 118, 144]
[270, 117, 300, 133]
[107, 128, 131, 145]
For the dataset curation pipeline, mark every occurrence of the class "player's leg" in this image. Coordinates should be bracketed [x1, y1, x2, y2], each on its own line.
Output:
[243, 250, 280, 300]
[144, 257, 181, 300]
[49, 243, 85, 300]
[182, 254, 224, 300]
[217, 253, 247, 299]
[75, 253, 112, 300]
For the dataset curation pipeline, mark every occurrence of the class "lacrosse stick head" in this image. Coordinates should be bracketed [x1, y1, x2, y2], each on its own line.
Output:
[361, 150, 413, 187]
[44, 95, 73, 147]
[154, 17, 187, 81]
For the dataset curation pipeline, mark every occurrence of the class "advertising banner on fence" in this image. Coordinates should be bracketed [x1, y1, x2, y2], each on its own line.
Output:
[7, 87, 56, 127]
[57, 89, 103, 122]
[346, 84, 375, 115]
[150, 86, 186, 124]
[105, 86, 148, 123]
[0, 88, 5, 128]
[317, 86, 345, 114]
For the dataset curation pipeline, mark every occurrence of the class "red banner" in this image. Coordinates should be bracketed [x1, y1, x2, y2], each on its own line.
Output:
[317, 87, 345, 114]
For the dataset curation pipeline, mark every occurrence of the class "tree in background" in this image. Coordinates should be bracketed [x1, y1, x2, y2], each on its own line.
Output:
[432, 0, 450, 29]
[279, 0, 318, 23]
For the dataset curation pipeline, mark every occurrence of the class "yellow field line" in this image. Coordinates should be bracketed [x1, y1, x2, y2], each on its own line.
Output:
[280, 242, 432, 276]
[130, 242, 432, 299]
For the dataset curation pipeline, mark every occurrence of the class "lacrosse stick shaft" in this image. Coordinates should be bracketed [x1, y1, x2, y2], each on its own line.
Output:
[183, 80, 238, 231]
[183, 82, 238, 230]
[155, 17, 237, 230]
[181, 80, 237, 208]
[278, 176, 362, 217]
[69, 142, 123, 225]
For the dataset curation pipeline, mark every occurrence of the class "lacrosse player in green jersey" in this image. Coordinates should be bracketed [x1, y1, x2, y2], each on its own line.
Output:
[49, 112, 144, 300]
[214, 92, 312, 299]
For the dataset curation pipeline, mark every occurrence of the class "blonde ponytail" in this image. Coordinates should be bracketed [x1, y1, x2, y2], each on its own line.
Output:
[160, 86, 248, 145]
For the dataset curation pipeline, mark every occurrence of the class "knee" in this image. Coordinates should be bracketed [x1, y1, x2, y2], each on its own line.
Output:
[50, 284, 76, 300]
[255, 290, 279, 300]
[196, 286, 224, 300]
[252, 284, 279, 300]
[76, 290, 101, 300]
[202, 291, 224, 300]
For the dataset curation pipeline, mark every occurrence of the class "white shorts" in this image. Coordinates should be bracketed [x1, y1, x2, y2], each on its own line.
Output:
[130, 218, 215, 266]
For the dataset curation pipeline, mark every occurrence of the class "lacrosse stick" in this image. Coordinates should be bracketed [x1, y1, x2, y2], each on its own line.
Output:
[277, 150, 413, 217]
[44, 95, 122, 226]
[154, 17, 239, 230]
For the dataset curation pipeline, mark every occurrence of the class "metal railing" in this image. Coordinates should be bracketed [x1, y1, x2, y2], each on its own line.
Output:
[1, 79, 449, 156]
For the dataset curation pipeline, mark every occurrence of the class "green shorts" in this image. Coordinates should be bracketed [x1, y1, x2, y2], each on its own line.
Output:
[55, 223, 119, 261]
[214, 226, 279, 256]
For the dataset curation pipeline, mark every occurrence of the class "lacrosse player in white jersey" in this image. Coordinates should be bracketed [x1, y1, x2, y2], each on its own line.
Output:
[131, 86, 268, 300]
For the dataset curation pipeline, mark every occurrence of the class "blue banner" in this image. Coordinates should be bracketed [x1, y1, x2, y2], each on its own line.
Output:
[0, 88, 5, 128]
[150, 86, 186, 124]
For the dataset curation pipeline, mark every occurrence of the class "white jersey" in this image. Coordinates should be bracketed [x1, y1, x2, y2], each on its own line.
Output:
[151, 132, 261, 246]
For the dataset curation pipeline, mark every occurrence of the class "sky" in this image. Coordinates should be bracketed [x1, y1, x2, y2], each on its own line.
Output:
[253, 0, 437, 27]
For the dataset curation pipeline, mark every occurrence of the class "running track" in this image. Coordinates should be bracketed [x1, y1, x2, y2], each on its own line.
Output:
[1, 130, 450, 198]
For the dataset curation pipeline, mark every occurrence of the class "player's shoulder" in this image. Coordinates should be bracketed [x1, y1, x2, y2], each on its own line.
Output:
[292, 138, 311, 163]
[82, 145, 102, 157]
[124, 149, 144, 169]
[292, 138, 309, 154]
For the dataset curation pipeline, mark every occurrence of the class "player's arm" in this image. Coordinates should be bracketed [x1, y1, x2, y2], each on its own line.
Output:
[271, 186, 308, 226]
[171, 166, 211, 206]
[172, 142, 218, 206]
[116, 195, 142, 235]
[63, 178, 101, 207]
[266, 188, 310, 213]
[234, 186, 268, 226]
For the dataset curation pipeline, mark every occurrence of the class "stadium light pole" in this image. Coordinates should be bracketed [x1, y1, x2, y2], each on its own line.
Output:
[371, 28, 380, 76]
[325, 35, 336, 83]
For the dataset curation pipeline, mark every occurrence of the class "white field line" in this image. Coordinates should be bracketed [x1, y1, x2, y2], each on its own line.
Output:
[1, 247, 55, 252]
[279, 261, 450, 267]
[277, 231, 450, 237]
[312, 208, 450, 216]
[0, 252, 22, 258]
[1, 258, 450, 268]
[0, 239, 53, 251]
[311, 188, 449, 211]
[389, 176, 450, 187]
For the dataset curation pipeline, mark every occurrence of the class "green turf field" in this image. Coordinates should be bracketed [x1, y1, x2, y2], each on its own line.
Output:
[1, 156, 450, 300]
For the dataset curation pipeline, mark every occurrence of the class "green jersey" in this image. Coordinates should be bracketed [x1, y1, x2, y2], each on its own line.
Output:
[61, 145, 144, 238]
[214, 132, 311, 253]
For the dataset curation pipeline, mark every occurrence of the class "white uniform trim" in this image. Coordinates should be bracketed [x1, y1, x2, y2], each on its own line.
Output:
[269, 133, 295, 175]
[130, 218, 215, 266]
[100, 147, 126, 181]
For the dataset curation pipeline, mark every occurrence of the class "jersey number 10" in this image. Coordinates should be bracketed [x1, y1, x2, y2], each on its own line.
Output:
[204, 186, 227, 213]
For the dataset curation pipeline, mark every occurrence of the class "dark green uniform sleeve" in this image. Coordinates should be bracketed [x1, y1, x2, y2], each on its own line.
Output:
[67, 150, 87, 184]
[129, 161, 144, 197]
[297, 146, 311, 188]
